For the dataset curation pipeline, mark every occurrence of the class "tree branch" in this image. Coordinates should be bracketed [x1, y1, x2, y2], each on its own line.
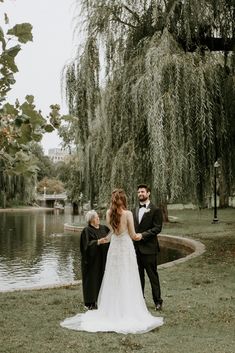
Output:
[112, 13, 137, 29]
[122, 4, 141, 23]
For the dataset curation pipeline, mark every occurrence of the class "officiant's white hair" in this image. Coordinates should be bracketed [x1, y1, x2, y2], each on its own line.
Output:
[85, 210, 98, 224]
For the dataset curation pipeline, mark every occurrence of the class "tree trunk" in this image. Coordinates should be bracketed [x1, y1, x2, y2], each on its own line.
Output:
[73, 202, 78, 215]
[159, 202, 169, 223]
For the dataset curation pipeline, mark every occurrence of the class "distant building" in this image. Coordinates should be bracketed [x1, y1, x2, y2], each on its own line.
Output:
[48, 148, 69, 163]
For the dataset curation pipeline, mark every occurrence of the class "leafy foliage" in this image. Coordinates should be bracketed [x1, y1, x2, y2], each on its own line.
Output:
[0, 4, 62, 207]
[55, 155, 83, 203]
[29, 142, 56, 181]
[7, 23, 33, 43]
[37, 177, 64, 194]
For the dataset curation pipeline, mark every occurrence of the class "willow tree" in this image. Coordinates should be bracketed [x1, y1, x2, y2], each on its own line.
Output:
[63, 0, 235, 209]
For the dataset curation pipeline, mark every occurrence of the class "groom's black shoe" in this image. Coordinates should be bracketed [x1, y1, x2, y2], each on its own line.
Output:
[88, 304, 97, 310]
[85, 303, 97, 310]
[155, 302, 163, 311]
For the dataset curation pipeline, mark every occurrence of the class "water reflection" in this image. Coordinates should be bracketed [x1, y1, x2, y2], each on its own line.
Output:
[0, 210, 83, 290]
[0, 210, 188, 291]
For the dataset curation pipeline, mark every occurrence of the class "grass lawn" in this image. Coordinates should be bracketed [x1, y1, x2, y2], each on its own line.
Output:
[0, 208, 234, 353]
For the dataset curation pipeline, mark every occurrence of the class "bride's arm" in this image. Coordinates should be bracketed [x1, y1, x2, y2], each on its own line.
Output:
[127, 211, 141, 240]
[103, 210, 112, 242]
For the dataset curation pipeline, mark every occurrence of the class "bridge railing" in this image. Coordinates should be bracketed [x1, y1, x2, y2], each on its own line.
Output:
[36, 193, 67, 201]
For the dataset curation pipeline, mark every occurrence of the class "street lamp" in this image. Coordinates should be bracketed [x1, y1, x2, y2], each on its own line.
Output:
[79, 192, 83, 214]
[212, 161, 220, 224]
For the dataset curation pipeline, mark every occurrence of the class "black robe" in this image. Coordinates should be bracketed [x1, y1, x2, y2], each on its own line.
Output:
[80, 224, 110, 306]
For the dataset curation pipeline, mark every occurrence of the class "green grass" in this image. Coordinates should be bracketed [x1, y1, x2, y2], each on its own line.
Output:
[0, 208, 235, 353]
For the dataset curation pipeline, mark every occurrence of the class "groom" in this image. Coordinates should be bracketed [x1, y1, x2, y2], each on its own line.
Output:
[133, 184, 163, 310]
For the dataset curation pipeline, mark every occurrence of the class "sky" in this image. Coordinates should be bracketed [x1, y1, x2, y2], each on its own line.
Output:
[1, 0, 78, 154]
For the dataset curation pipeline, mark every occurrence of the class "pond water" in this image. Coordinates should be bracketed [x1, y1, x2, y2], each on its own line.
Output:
[0, 209, 188, 291]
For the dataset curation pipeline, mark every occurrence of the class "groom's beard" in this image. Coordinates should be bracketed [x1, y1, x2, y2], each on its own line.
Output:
[138, 196, 148, 202]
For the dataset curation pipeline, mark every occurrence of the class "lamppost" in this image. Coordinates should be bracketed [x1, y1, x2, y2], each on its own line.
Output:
[212, 161, 220, 224]
[43, 186, 47, 207]
[43, 186, 46, 199]
[79, 192, 83, 215]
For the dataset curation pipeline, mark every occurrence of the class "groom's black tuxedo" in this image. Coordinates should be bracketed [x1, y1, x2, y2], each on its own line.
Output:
[133, 203, 162, 254]
[132, 202, 163, 306]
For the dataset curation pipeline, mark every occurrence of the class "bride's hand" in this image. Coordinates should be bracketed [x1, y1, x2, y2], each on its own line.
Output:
[133, 233, 142, 241]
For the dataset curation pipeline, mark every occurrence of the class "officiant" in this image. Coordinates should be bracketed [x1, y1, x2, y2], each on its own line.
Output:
[80, 210, 110, 310]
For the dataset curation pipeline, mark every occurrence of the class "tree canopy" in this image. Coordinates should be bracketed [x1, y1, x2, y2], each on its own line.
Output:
[63, 0, 235, 207]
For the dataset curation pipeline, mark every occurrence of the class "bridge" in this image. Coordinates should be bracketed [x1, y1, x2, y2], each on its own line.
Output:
[36, 193, 67, 207]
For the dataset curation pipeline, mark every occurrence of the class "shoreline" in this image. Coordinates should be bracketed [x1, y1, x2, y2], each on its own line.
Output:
[0, 207, 53, 212]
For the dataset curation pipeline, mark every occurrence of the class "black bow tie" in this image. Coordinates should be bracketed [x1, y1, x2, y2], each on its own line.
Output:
[139, 204, 146, 208]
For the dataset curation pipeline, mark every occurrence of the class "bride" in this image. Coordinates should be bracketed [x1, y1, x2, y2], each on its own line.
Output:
[60, 189, 163, 334]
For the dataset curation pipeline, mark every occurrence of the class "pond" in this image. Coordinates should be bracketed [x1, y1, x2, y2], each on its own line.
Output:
[0, 209, 189, 291]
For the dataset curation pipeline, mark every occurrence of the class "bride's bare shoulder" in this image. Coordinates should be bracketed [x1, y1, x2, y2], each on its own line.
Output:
[123, 209, 132, 217]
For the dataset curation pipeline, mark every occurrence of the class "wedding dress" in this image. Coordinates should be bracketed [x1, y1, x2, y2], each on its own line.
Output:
[60, 227, 163, 334]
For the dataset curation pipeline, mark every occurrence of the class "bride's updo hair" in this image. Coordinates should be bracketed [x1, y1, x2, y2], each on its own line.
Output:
[109, 189, 127, 230]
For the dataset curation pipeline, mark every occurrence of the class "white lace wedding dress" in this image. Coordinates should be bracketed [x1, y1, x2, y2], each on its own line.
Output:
[60, 224, 163, 334]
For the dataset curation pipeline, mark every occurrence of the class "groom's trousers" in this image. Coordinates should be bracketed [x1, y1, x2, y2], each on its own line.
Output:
[136, 249, 162, 305]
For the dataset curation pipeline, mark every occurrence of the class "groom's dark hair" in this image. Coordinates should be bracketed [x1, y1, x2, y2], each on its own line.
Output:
[137, 184, 151, 192]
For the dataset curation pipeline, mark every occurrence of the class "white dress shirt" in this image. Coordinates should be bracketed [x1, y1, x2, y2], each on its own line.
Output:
[138, 200, 150, 223]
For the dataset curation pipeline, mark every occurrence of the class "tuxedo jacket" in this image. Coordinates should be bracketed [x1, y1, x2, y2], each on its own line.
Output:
[132, 202, 162, 255]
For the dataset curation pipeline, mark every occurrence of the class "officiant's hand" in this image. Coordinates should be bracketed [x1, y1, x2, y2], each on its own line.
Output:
[98, 237, 109, 245]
